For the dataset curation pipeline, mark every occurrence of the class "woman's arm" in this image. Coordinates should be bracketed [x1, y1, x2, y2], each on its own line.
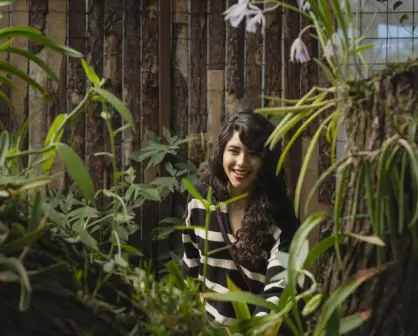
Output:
[181, 196, 201, 280]
[253, 227, 308, 317]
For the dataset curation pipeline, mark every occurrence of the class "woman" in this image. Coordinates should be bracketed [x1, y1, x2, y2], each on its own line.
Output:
[182, 111, 303, 333]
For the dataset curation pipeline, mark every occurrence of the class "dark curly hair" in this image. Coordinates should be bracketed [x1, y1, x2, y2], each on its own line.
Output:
[198, 111, 300, 264]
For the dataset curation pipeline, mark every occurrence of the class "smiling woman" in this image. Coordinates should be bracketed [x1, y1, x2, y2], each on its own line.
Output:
[182, 111, 307, 333]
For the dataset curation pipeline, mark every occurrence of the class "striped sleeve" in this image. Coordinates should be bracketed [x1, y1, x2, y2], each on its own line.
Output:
[182, 196, 200, 280]
[254, 228, 309, 317]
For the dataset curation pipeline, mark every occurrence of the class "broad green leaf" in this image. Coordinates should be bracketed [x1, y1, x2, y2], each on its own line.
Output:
[339, 310, 372, 334]
[93, 87, 134, 129]
[28, 192, 42, 232]
[140, 187, 161, 201]
[42, 114, 66, 173]
[152, 226, 176, 240]
[56, 143, 95, 201]
[81, 59, 101, 86]
[203, 291, 277, 312]
[325, 308, 341, 336]
[7, 47, 59, 82]
[16, 176, 51, 191]
[313, 268, 379, 336]
[103, 259, 115, 273]
[226, 276, 252, 320]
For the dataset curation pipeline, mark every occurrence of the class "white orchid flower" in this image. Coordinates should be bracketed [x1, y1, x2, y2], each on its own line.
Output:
[298, 0, 311, 11]
[223, 0, 265, 34]
[290, 38, 311, 63]
[324, 33, 344, 58]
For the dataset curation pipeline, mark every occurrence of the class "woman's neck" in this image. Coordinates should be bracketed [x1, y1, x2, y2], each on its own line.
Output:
[228, 184, 252, 209]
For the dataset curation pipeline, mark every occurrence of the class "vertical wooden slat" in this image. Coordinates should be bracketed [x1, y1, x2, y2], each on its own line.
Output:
[170, 0, 189, 255]
[122, 0, 141, 169]
[47, 0, 67, 189]
[140, 0, 160, 257]
[171, 0, 188, 138]
[67, 0, 86, 159]
[122, 0, 143, 255]
[244, 5, 263, 110]
[28, 0, 48, 170]
[189, 0, 207, 162]
[10, 1, 29, 132]
[157, 0, 172, 268]
[207, 0, 225, 150]
[0, 6, 11, 130]
[225, 0, 245, 118]
[104, 0, 123, 179]
[264, 6, 282, 111]
[86, 0, 106, 191]
[282, 0, 301, 204]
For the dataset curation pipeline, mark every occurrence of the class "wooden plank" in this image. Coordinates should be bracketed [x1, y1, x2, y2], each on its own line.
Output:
[122, 0, 142, 254]
[67, 0, 86, 161]
[10, 1, 29, 134]
[28, 0, 48, 171]
[189, 0, 208, 162]
[207, 0, 225, 149]
[225, 0, 245, 118]
[244, 4, 263, 110]
[47, 0, 67, 189]
[140, 0, 160, 257]
[263, 5, 282, 110]
[86, 0, 106, 192]
[0, 5, 11, 131]
[104, 0, 123, 177]
[171, 0, 188, 138]
[282, 0, 301, 205]
[170, 0, 190, 255]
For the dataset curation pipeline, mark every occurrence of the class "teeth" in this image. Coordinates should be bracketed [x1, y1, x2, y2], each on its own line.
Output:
[233, 170, 249, 177]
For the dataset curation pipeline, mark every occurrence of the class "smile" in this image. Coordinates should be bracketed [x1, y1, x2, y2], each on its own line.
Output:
[232, 169, 251, 179]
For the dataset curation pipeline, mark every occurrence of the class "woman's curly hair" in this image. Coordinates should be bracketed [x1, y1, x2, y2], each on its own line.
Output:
[198, 111, 300, 264]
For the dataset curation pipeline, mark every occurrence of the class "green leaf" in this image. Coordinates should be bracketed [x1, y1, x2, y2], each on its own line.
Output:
[346, 232, 385, 247]
[140, 187, 161, 202]
[393, 1, 403, 11]
[152, 226, 176, 240]
[0, 61, 49, 100]
[81, 59, 101, 86]
[0, 26, 83, 58]
[42, 114, 66, 173]
[78, 230, 98, 251]
[0, 75, 18, 91]
[325, 308, 341, 336]
[226, 276, 252, 320]
[313, 268, 379, 336]
[339, 310, 372, 334]
[93, 87, 134, 130]
[303, 234, 346, 270]
[166, 259, 186, 290]
[0, 224, 47, 255]
[203, 291, 277, 312]
[0, 91, 13, 110]
[56, 143, 95, 201]
[7, 47, 59, 82]
[182, 178, 207, 207]
[28, 192, 42, 232]
[302, 293, 323, 316]
[0, 130, 10, 167]
[121, 244, 143, 256]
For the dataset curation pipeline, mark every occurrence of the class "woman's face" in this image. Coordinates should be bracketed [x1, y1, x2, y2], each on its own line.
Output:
[222, 132, 263, 193]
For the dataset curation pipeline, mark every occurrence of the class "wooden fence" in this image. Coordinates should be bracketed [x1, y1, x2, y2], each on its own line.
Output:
[0, 0, 334, 257]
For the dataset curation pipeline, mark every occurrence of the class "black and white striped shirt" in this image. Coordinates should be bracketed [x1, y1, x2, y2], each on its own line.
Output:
[182, 185, 306, 326]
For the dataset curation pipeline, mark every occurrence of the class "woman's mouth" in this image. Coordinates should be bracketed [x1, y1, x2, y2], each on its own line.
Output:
[232, 169, 251, 180]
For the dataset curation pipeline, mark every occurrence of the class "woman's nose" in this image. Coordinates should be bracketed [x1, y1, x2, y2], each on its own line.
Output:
[236, 153, 248, 166]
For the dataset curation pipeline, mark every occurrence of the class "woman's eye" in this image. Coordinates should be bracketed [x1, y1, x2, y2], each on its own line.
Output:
[229, 150, 239, 155]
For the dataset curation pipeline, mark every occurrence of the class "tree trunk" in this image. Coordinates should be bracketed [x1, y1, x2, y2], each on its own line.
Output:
[316, 61, 418, 336]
